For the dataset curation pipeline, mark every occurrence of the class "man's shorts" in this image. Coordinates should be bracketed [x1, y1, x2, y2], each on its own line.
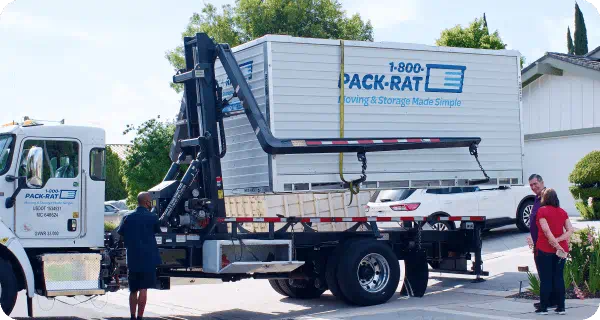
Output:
[128, 271, 157, 292]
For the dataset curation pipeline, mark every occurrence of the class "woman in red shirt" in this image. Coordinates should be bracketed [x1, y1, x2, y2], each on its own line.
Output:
[535, 188, 574, 315]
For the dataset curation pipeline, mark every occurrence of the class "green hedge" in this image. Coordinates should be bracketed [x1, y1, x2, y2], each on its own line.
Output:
[570, 186, 600, 200]
[569, 151, 600, 221]
[569, 151, 600, 186]
[575, 201, 600, 221]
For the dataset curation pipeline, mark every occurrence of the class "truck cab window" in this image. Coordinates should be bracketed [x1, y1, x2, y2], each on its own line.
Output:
[0, 135, 14, 175]
[18, 140, 79, 185]
[90, 148, 106, 181]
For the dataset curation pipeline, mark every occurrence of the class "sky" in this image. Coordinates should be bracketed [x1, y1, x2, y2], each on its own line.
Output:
[1, 0, 600, 144]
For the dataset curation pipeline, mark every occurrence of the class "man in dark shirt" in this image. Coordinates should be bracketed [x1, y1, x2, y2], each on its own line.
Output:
[528, 174, 557, 309]
[116, 192, 162, 320]
[528, 174, 545, 248]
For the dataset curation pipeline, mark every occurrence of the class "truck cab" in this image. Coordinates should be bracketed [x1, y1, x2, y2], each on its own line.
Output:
[0, 120, 107, 315]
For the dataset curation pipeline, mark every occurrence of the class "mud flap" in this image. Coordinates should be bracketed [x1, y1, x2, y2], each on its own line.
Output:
[400, 250, 429, 297]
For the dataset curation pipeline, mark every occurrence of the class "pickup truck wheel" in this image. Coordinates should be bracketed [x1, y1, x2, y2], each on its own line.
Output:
[0, 257, 18, 316]
[268, 279, 288, 297]
[337, 239, 400, 306]
[277, 279, 325, 299]
[517, 199, 534, 232]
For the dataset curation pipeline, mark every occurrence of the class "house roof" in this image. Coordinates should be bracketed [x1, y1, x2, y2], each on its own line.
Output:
[107, 144, 131, 161]
[522, 46, 600, 87]
[584, 46, 600, 59]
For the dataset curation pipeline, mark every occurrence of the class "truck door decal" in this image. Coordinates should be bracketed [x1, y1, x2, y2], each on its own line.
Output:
[14, 139, 82, 239]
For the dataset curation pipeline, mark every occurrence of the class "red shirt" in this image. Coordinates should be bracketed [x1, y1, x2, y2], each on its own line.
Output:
[536, 206, 569, 253]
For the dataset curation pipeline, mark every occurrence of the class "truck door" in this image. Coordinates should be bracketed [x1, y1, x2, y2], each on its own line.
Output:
[14, 138, 82, 239]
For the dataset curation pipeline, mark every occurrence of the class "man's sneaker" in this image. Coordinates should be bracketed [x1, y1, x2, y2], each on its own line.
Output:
[534, 302, 557, 309]
[535, 308, 548, 315]
[555, 308, 566, 315]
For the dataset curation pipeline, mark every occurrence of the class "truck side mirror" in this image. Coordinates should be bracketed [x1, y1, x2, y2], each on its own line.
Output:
[25, 146, 43, 189]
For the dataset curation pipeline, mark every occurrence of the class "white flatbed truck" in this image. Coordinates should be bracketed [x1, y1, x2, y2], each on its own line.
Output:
[0, 33, 526, 317]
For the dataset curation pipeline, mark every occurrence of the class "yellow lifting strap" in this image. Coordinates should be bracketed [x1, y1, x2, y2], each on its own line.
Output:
[338, 40, 360, 205]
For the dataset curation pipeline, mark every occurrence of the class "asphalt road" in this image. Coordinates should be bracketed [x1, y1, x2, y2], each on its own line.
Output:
[5, 219, 600, 320]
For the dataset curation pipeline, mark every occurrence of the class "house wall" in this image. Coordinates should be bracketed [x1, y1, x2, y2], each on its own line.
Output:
[524, 133, 600, 215]
[522, 72, 600, 215]
[523, 73, 600, 135]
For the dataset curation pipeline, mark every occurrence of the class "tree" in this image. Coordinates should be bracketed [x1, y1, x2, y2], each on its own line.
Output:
[121, 117, 176, 207]
[165, 0, 374, 93]
[574, 2, 589, 55]
[567, 26, 575, 54]
[483, 13, 488, 30]
[436, 15, 526, 68]
[436, 16, 506, 50]
[105, 146, 127, 201]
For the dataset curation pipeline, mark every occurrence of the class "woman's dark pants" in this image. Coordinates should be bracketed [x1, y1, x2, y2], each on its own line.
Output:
[537, 249, 566, 310]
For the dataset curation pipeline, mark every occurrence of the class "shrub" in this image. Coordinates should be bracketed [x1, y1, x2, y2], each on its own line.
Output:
[569, 151, 600, 221]
[104, 221, 117, 232]
[527, 271, 541, 296]
[575, 199, 600, 220]
[569, 151, 600, 186]
[563, 227, 600, 297]
[527, 227, 599, 298]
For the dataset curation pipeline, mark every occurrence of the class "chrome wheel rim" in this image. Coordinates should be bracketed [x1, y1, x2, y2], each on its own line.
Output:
[432, 222, 448, 231]
[523, 205, 533, 227]
[357, 253, 390, 293]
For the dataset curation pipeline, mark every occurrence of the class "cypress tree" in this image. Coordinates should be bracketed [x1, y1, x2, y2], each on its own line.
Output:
[574, 2, 589, 55]
[567, 26, 575, 54]
[483, 13, 488, 31]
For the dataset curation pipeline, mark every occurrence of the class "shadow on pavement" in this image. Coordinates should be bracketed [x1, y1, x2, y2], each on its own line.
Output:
[429, 271, 530, 293]
[12, 294, 364, 320]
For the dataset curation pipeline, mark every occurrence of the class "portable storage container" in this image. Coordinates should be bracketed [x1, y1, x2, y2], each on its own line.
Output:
[213, 35, 524, 196]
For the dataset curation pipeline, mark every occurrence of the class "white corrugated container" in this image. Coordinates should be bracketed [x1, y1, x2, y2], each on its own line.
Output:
[214, 35, 524, 196]
[224, 191, 376, 232]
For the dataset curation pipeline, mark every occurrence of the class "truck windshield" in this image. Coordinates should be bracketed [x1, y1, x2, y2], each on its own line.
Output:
[0, 135, 14, 175]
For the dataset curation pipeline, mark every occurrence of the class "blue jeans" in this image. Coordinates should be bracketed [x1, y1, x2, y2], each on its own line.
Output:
[537, 249, 566, 310]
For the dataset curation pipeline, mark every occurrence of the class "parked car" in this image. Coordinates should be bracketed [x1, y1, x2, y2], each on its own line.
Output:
[104, 203, 120, 215]
[365, 185, 535, 232]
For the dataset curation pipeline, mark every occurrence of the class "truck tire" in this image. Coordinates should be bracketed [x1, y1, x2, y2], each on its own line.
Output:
[336, 239, 400, 306]
[325, 237, 364, 303]
[0, 257, 18, 316]
[277, 279, 325, 299]
[402, 252, 429, 297]
[268, 279, 288, 297]
[517, 199, 534, 232]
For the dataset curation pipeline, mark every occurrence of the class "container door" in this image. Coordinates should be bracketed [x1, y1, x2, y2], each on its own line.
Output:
[14, 138, 82, 239]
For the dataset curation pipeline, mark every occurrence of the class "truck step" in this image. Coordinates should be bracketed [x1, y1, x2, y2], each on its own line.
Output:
[39, 253, 104, 298]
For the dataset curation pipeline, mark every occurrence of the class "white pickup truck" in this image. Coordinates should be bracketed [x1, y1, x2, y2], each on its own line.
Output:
[365, 186, 535, 231]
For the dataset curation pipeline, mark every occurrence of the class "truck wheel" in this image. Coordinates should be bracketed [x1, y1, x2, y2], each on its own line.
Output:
[325, 237, 364, 303]
[336, 239, 400, 306]
[268, 279, 288, 297]
[517, 199, 534, 232]
[402, 252, 429, 297]
[277, 279, 325, 299]
[0, 257, 18, 316]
